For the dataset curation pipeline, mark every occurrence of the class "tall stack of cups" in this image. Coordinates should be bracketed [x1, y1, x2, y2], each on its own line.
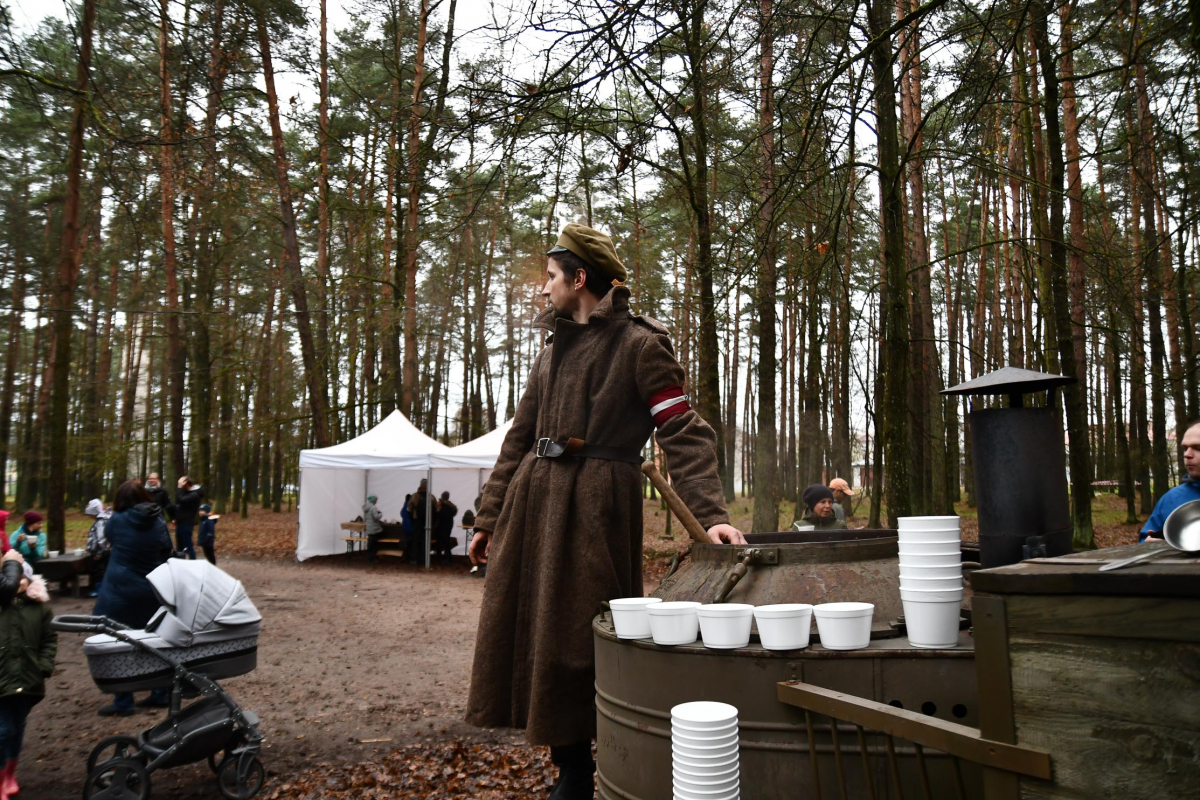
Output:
[897, 516, 963, 649]
[671, 701, 740, 799]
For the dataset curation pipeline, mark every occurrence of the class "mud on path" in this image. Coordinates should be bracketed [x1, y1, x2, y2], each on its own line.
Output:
[23, 555, 529, 798]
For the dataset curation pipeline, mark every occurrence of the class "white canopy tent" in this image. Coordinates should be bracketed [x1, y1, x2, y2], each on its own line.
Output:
[296, 411, 512, 564]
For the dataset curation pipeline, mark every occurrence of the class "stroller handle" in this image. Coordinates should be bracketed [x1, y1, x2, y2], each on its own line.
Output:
[51, 614, 131, 633]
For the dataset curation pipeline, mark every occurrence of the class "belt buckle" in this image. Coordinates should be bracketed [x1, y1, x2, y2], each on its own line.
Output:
[536, 438, 551, 458]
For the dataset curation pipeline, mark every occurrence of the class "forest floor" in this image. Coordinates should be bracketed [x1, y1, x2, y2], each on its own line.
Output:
[24, 494, 1141, 798]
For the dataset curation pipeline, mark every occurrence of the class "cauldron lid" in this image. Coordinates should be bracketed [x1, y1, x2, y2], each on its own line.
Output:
[942, 366, 1074, 396]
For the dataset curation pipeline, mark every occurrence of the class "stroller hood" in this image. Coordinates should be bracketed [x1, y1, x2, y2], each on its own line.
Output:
[146, 560, 262, 646]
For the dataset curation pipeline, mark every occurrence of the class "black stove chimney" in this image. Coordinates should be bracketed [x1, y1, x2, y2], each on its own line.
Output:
[942, 366, 1076, 569]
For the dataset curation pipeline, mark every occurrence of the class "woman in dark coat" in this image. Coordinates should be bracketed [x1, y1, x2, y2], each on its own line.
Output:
[93, 480, 173, 716]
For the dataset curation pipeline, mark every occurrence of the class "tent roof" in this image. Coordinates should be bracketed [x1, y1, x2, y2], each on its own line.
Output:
[431, 419, 513, 468]
[299, 410, 449, 469]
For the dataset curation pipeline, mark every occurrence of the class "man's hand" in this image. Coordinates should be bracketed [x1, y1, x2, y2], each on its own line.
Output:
[178, 476, 189, 489]
[2, 550, 24, 565]
[707, 524, 746, 545]
[469, 530, 492, 564]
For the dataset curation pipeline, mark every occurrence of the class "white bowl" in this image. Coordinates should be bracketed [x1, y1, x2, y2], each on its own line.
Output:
[610, 597, 663, 639]
[753, 604, 813, 650]
[898, 552, 963, 566]
[48, 550, 60, 558]
[674, 778, 740, 797]
[895, 541, 961, 554]
[697, 605, 754, 649]
[673, 755, 739, 776]
[673, 742, 739, 760]
[897, 529, 962, 544]
[672, 720, 738, 737]
[675, 773, 740, 795]
[903, 597, 963, 649]
[672, 701, 739, 728]
[900, 576, 964, 591]
[900, 587, 964, 602]
[897, 516, 961, 530]
[648, 602, 701, 646]
[813, 603, 874, 650]
[676, 734, 739, 753]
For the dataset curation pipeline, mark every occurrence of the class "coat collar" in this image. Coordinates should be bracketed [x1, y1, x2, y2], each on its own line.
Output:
[533, 286, 631, 337]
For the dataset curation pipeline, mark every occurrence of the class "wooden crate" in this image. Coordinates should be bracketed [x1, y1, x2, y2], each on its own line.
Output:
[970, 544, 1200, 800]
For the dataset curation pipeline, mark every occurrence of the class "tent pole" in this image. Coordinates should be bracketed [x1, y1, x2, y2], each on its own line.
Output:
[425, 467, 433, 569]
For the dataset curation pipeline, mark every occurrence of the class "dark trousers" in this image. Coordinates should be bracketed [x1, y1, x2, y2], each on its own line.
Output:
[0, 695, 36, 762]
[367, 533, 380, 561]
[113, 688, 169, 713]
[550, 740, 594, 772]
[175, 524, 196, 559]
[90, 552, 109, 591]
[201, 545, 216, 565]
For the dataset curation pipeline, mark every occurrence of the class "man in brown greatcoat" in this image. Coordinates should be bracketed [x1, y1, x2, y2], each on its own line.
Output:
[466, 223, 744, 799]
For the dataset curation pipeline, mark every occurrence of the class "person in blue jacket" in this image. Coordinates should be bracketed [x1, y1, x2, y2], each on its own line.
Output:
[93, 480, 173, 716]
[8, 513, 46, 566]
[1141, 421, 1200, 542]
[197, 504, 218, 565]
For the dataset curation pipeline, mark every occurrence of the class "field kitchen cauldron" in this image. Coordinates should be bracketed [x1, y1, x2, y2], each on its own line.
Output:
[594, 527, 980, 800]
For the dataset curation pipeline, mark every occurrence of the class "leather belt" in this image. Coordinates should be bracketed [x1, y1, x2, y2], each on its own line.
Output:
[535, 437, 644, 465]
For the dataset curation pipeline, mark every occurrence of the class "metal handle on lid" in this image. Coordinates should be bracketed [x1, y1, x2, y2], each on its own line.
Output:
[1098, 545, 1174, 572]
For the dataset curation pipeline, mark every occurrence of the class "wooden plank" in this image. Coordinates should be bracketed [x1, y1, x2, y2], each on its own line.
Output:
[376, 549, 406, 557]
[971, 595, 1024, 800]
[971, 545, 1200, 598]
[776, 681, 1052, 779]
[1008, 632, 1200, 736]
[1002, 595, 1200, 643]
[1011, 709, 1200, 798]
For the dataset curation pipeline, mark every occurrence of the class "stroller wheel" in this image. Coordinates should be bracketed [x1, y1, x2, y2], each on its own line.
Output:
[83, 757, 150, 800]
[216, 755, 265, 800]
[87, 736, 143, 775]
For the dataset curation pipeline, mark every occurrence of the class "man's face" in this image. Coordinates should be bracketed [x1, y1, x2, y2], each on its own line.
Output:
[542, 258, 584, 316]
[832, 489, 846, 502]
[1183, 424, 1200, 479]
[147, 473, 160, 488]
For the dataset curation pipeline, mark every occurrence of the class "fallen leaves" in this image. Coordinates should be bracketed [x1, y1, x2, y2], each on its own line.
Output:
[262, 740, 557, 799]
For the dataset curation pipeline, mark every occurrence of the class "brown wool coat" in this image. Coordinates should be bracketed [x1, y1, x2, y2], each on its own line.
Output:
[465, 286, 729, 746]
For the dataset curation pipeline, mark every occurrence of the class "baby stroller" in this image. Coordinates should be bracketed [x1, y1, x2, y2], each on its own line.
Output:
[52, 559, 265, 799]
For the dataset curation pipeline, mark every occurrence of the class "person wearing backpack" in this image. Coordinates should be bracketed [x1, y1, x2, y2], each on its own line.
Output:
[83, 499, 112, 598]
[197, 504, 218, 565]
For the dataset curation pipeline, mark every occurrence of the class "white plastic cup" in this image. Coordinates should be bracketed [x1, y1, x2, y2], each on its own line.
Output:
[899, 575, 964, 590]
[48, 550, 60, 558]
[896, 541, 962, 556]
[753, 604, 813, 650]
[649, 602, 702, 645]
[672, 755, 739, 776]
[673, 730, 738, 749]
[672, 741, 739, 760]
[672, 701, 739, 728]
[675, 773, 740, 795]
[898, 516, 961, 530]
[813, 602, 874, 650]
[898, 562, 963, 575]
[610, 597, 663, 639]
[897, 529, 962, 544]
[898, 551, 962, 566]
[900, 587, 965, 602]
[697, 604, 754, 649]
[673, 785, 739, 800]
[672, 720, 738, 738]
[903, 597, 963, 648]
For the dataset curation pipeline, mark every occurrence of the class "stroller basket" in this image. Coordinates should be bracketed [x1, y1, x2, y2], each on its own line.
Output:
[84, 630, 258, 693]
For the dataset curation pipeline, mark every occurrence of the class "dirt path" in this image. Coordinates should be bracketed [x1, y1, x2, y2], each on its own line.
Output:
[23, 556, 524, 798]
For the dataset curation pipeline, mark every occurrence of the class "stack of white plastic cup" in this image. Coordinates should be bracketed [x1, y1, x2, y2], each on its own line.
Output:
[672, 701, 739, 800]
[897, 516, 963, 648]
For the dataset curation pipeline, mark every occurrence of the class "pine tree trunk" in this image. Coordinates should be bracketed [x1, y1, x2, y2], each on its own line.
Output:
[257, 12, 332, 446]
[46, 0, 96, 549]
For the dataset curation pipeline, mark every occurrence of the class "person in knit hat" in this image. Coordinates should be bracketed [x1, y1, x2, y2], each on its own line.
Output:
[0, 549, 55, 799]
[797, 484, 847, 531]
[8, 514, 45, 565]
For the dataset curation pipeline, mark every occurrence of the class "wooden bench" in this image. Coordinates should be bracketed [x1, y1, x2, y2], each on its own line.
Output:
[38, 554, 91, 597]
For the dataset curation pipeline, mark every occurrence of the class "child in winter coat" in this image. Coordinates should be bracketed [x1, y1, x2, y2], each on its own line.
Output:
[0, 550, 56, 799]
[84, 499, 112, 598]
[197, 504, 218, 565]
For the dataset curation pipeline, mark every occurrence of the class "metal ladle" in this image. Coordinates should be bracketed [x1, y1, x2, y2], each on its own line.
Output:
[1099, 499, 1200, 571]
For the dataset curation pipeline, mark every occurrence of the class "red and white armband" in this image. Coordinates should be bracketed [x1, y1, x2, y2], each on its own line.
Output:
[648, 385, 691, 427]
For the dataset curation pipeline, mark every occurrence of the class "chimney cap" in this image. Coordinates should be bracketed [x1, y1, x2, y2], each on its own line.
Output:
[941, 366, 1076, 397]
